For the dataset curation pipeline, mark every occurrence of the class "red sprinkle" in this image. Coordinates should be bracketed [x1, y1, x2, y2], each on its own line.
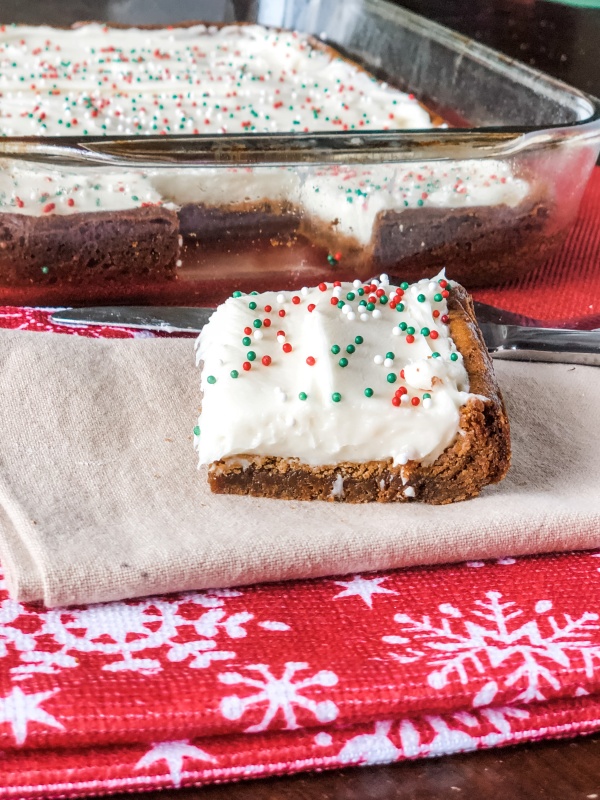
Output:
[442, 290, 450, 298]
[389, 302, 397, 310]
[307, 303, 316, 312]
[282, 343, 292, 353]
[242, 361, 251, 371]
[430, 330, 439, 340]
[411, 397, 421, 406]
[432, 310, 440, 318]
[306, 356, 316, 366]
[406, 335, 415, 344]
[441, 314, 449, 324]
[334, 252, 342, 261]
[375, 289, 385, 298]
[318, 283, 327, 292]
[15, 197, 24, 208]
[67, 198, 75, 207]
[42, 203, 55, 213]
[392, 396, 401, 407]
[400, 369, 405, 379]
[439, 279, 448, 288]
[333, 281, 341, 287]
[397, 386, 408, 396]
[264, 305, 272, 313]
[263, 318, 271, 328]
[279, 310, 286, 317]
[276, 330, 285, 338]
[261, 355, 272, 366]
[292, 295, 301, 305]
[244, 326, 252, 335]
[330, 297, 339, 306]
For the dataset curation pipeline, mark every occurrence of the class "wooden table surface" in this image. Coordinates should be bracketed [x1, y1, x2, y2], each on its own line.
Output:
[3, 0, 598, 796]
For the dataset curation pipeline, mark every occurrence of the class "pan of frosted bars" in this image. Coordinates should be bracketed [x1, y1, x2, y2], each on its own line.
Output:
[0, 0, 599, 307]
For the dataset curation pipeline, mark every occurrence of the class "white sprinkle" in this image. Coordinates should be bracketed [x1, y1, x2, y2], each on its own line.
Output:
[374, 354, 384, 365]
[277, 293, 285, 304]
[380, 273, 389, 284]
[371, 278, 380, 287]
[353, 279, 361, 288]
[404, 486, 416, 498]
[384, 358, 394, 368]
[347, 312, 356, 321]
[360, 313, 369, 322]
[372, 309, 382, 320]
[429, 281, 438, 291]
[397, 452, 410, 465]
[333, 287, 342, 297]
[277, 334, 286, 344]
[342, 304, 350, 315]
[392, 326, 401, 336]
[301, 286, 309, 296]
[175, 259, 182, 267]
[275, 387, 287, 402]
[423, 398, 432, 409]
[254, 329, 263, 340]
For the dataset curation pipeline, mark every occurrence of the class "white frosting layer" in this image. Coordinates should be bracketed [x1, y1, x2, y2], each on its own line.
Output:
[195, 274, 474, 468]
[0, 23, 431, 136]
[299, 162, 530, 244]
[0, 160, 528, 220]
[0, 24, 530, 222]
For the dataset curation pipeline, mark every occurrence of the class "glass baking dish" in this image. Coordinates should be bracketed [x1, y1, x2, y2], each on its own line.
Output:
[0, 0, 598, 307]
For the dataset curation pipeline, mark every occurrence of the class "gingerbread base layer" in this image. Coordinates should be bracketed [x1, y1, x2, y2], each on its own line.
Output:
[206, 286, 511, 504]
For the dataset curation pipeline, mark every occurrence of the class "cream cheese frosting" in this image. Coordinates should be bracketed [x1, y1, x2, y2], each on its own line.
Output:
[195, 273, 475, 468]
[0, 23, 431, 137]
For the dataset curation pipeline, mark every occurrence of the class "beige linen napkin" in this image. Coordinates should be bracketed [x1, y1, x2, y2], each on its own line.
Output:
[0, 328, 598, 608]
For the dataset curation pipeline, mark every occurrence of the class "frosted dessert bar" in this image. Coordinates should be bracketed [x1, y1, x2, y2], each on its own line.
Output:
[195, 273, 511, 504]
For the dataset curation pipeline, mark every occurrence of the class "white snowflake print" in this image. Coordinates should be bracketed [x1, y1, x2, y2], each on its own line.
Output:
[135, 740, 216, 788]
[0, 686, 64, 745]
[383, 591, 600, 703]
[1, 577, 288, 678]
[332, 575, 398, 608]
[338, 720, 401, 765]
[219, 662, 339, 732]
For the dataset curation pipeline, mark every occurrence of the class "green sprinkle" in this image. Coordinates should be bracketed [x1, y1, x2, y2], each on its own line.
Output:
[331, 344, 341, 354]
[399, 322, 408, 331]
[230, 370, 239, 379]
[41, 266, 50, 275]
[354, 335, 364, 345]
[432, 352, 441, 358]
[420, 327, 430, 336]
[423, 393, 431, 399]
[366, 302, 375, 312]
[387, 373, 397, 384]
[385, 351, 395, 360]
[400, 282, 409, 290]
[364, 387, 374, 398]
[248, 301, 257, 310]
[247, 351, 256, 361]
[207, 375, 216, 385]
[407, 326, 415, 336]
[357, 288, 365, 296]
[450, 353, 459, 361]
[346, 344, 356, 354]
[396, 303, 405, 312]
[338, 357, 349, 368]
[379, 295, 388, 305]
[242, 336, 251, 346]
[193, 426, 200, 436]
[327, 254, 338, 265]
[253, 319, 262, 328]
[417, 294, 426, 303]
[358, 300, 367, 308]
[337, 300, 345, 309]
[299, 392, 308, 401]
[332, 392, 342, 403]
[346, 291, 355, 301]
[434, 293, 443, 302]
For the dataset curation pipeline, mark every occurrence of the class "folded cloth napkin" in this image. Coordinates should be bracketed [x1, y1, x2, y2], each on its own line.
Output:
[0, 328, 598, 608]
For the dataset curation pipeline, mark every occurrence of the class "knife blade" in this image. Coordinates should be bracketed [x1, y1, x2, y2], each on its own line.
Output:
[50, 305, 600, 366]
